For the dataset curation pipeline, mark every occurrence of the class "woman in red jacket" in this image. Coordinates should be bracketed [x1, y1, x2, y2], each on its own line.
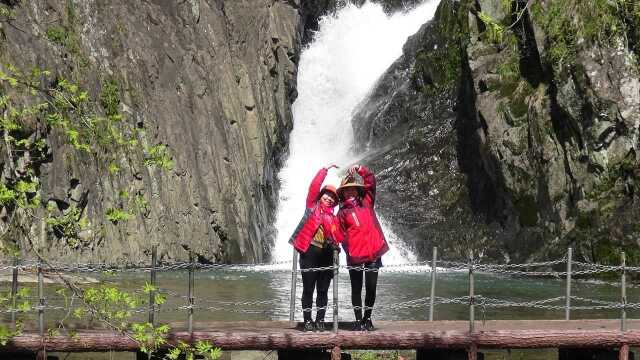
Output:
[337, 164, 389, 331]
[289, 166, 343, 331]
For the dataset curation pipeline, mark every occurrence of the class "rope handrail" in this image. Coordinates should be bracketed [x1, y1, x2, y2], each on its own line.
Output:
[2, 255, 638, 275]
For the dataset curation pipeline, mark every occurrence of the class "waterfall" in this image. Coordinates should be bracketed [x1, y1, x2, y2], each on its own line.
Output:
[273, 0, 440, 264]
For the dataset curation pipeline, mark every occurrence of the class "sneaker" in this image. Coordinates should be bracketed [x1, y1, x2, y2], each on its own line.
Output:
[314, 320, 325, 332]
[303, 320, 315, 332]
[362, 318, 375, 331]
[352, 321, 365, 331]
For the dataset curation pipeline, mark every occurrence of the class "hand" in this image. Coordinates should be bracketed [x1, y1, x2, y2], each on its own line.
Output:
[327, 164, 339, 170]
[347, 164, 360, 176]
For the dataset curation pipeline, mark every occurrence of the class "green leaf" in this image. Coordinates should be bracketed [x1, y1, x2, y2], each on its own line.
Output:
[0, 184, 17, 205]
[15, 180, 38, 194]
[108, 162, 120, 174]
[142, 282, 156, 294]
[105, 207, 131, 223]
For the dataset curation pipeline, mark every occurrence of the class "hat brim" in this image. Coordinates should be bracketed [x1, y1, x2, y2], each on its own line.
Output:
[337, 183, 365, 198]
[320, 188, 338, 199]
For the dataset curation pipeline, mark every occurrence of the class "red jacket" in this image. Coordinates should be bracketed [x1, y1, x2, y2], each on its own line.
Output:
[289, 168, 344, 253]
[338, 166, 388, 265]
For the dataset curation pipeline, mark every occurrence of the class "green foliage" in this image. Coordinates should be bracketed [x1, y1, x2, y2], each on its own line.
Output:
[66, 0, 77, 25]
[530, 0, 639, 77]
[105, 207, 131, 223]
[134, 193, 150, 215]
[0, 65, 148, 240]
[144, 144, 174, 170]
[496, 53, 520, 81]
[132, 322, 169, 355]
[167, 340, 222, 360]
[46, 204, 88, 247]
[108, 162, 120, 174]
[0, 287, 30, 345]
[414, 45, 462, 95]
[100, 78, 120, 118]
[44, 0, 86, 67]
[82, 285, 140, 328]
[356, 352, 379, 360]
[0, 324, 21, 346]
[0, 4, 16, 18]
[0, 183, 17, 205]
[351, 351, 405, 360]
[500, 0, 512, 13]
[571, 154, 640, 264]
[478, 12, 505, 44]
[12, 179, 40, 209]
[46, 26, 68, 46]
[412, 0, 466, 95]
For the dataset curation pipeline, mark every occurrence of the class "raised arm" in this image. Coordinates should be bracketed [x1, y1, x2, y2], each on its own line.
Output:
[306, 168, 328, 208]
[358, 165, 376, 207]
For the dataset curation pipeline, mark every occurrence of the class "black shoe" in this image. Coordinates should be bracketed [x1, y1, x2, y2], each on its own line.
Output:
[314, 320, 325, 332]
[362, 318, 374, 331]
[352, 320, 365, 331]
[303, 320, 315, 332]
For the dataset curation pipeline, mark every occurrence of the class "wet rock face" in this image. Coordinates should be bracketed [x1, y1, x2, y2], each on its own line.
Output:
[461, 0, 640, 262]
[352, 0, 502, 260]
[354, 0, 640, 262]
[0, 0, 303, 264]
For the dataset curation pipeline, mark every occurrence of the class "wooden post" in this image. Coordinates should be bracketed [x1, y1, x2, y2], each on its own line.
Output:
[621, 251, 627, 332]
[331, 345, 341, 360]
[468, 344, 478, 360]
[565, 247, 572, 321]
[149, 245, 157, 326]
[37, 258, 44, 337]
[429, 247, 437, 321]
[469, 256, 475, 333]
[620, 344, 630, 360]
[11, 256, 19, 329]
[289, 249, 298, 327]
[333, 249, 339, 333]
[188, 251, 195, 335]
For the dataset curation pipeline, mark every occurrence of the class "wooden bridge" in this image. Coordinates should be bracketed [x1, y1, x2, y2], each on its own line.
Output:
[1, 247, 639, 359]
[3, 320, 640, 359]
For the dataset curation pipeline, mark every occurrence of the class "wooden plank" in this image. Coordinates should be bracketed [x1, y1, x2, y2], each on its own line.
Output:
[5, 328, 640, 352]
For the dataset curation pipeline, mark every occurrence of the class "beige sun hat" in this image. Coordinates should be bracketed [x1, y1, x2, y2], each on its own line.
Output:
[336, 175, 365, 200]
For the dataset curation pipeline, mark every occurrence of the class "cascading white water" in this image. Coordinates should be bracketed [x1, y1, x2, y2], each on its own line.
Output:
[273, 0, 441, 264]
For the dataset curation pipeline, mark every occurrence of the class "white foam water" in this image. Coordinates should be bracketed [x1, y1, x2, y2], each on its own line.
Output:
[273, 0, 441, 266]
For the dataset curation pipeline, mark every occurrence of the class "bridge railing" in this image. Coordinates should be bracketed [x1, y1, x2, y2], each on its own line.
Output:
[1, 247, 638, 335]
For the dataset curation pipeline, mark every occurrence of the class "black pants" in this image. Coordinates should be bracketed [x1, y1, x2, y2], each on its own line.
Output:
[299, 246, 334, 322]
[348, 259, 381, 321]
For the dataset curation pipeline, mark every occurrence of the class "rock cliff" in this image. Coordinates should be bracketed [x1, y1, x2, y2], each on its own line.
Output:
[0, 0, 303, 264]
[353, 0, 640, 263]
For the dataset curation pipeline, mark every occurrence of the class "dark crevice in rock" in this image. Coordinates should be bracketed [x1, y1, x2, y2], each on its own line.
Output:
[196, 253, 213, 265]
[548, 83, 584, 150]
[511, 1, 544, 86]
[0, 0, 20, 7]
[457, 61, 507, 223]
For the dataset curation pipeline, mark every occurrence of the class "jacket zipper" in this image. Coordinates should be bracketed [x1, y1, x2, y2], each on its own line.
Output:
[351, 212, 360, 227]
